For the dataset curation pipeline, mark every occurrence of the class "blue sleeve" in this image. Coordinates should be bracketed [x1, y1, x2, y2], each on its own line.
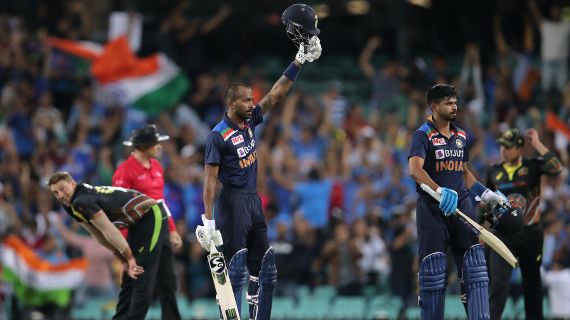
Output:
[408, 130, 428, 159]
[205, 132, 224, 165]
[463, 139, 470, 162]
[250, 105, 264, 127]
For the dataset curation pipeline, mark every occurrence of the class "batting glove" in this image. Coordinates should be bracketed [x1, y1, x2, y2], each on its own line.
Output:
[195, 215, 223, 252]
[437, 187, 458, 216]
[295, 36, 322, 64]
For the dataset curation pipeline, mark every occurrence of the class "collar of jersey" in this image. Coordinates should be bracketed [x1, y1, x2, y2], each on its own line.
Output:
[127, 154, 155, 171]
[70, 183, 85, 204]
[223, 113, 250, 131]
[427, 116, 461, 138]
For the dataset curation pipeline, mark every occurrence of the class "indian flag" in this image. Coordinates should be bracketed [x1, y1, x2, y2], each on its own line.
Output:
[1, 235, 88, 307]
[47, 36, 189, 115]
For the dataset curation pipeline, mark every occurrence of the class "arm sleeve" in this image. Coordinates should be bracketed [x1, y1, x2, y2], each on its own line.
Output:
[408, 130, 428, 159]
[250, 105, 264, 127]
[71, 196, 103, 221]
[464, 135, 471, 162]
[168, 217, 176, 232]
[538, 151, 563, 176]
[112, 162, 133, 188]
[205, 132, 224, 165]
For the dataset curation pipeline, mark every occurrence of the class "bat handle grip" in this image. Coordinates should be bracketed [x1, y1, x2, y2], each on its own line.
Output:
[209, 241, 219, 254]
[420, 183, 441, 202]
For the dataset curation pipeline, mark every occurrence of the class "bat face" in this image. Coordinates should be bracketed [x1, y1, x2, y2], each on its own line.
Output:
[209, 254, 228, 284]
[208, 251, 240, 320]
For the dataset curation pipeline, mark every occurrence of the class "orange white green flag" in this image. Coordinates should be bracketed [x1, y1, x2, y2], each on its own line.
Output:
[47, 35, 189, 115]
[0, 235, 88, 307]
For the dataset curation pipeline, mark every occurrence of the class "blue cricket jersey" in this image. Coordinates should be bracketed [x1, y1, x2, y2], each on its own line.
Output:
[205, 105, 264, 190]
[408, 117, 470, 198]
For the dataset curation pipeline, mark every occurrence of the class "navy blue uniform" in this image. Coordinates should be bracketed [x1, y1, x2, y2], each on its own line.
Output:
[205, 105, 269, 276]
[408, 118, 479, 262]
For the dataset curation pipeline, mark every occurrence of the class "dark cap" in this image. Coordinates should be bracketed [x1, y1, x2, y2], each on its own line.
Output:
[123, 124, 169, 147]
[497, 128, 524, 148]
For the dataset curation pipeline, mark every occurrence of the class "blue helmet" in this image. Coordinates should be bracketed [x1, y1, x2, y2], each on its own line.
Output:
[281, 4, 320, 48]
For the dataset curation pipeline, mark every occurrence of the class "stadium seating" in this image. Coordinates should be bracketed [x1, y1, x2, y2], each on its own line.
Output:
[69, 285, 552, 319]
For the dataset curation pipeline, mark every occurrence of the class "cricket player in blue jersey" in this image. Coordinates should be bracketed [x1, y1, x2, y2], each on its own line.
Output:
[195, 5, 322, 319]
[408, 84, 507, 320]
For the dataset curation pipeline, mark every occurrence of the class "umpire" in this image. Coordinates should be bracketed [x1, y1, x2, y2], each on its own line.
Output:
[486, 128, 563, 320]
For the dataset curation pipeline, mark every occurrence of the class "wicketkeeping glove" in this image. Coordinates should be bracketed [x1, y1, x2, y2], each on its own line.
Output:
[295, 36, 322, 64]
[437, 187, 458, 216]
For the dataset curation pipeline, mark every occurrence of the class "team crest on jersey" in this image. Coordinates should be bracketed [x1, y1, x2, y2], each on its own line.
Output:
[231, 135, 244, 145]
[518, 167, 528, 176]
[247, 128, 253, 138]
[455, 139, 464, 148]
[432, 138, 446, 146]
[237, 147, 247, 158]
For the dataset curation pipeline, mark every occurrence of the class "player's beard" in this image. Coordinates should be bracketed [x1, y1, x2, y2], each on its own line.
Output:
[235, 109, 251, 121]
[442, 111, 457, 122]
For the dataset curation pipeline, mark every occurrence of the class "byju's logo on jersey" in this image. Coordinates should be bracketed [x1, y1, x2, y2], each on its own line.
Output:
[432, 138, 446, 146]
[236, 139, 255, 158]
[435, 149, 445, 159]
[231, 135, 244, 145]
[435, 149, 464, 160]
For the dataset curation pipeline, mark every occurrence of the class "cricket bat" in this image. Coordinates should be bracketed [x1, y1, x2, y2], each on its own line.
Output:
[420, 184, 518, 268]
[207, 242, 240, 320]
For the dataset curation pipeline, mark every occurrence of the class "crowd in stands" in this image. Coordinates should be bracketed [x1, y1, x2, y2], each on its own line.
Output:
[1, 0, 570, 319]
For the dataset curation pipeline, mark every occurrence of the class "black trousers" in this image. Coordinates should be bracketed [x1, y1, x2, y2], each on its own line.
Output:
[113, 204, 180, 320]
[488, 224, 544, 320]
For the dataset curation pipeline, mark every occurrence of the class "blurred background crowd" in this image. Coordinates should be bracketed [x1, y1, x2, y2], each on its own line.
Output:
[1, 0, 570, 319]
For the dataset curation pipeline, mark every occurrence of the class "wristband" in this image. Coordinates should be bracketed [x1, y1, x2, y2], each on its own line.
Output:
[283, 63, 300, 81]
[470, 181, 486, 197]
[201, 214, 216, 230]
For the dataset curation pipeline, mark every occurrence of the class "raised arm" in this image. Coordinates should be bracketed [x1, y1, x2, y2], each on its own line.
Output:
[527, 0, 543, 26]
[358, 36, 381, 79]
[259, 36, 322, 114]
[258, 60, 301, 114]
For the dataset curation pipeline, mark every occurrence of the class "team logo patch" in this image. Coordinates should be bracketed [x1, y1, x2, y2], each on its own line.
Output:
[237, 147, 247, 158]
[435, 149, 445, 160]
[432, 138, 446, 146]
[518, 167, 528, 176]
[231, 135, 244, 145]
[248, 128, 253, 138]
[455, 139, 464, 148]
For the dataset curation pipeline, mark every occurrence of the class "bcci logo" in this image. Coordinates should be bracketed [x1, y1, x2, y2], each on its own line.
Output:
[209, 256, 226, 274]
[456, 139, 463, 148]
